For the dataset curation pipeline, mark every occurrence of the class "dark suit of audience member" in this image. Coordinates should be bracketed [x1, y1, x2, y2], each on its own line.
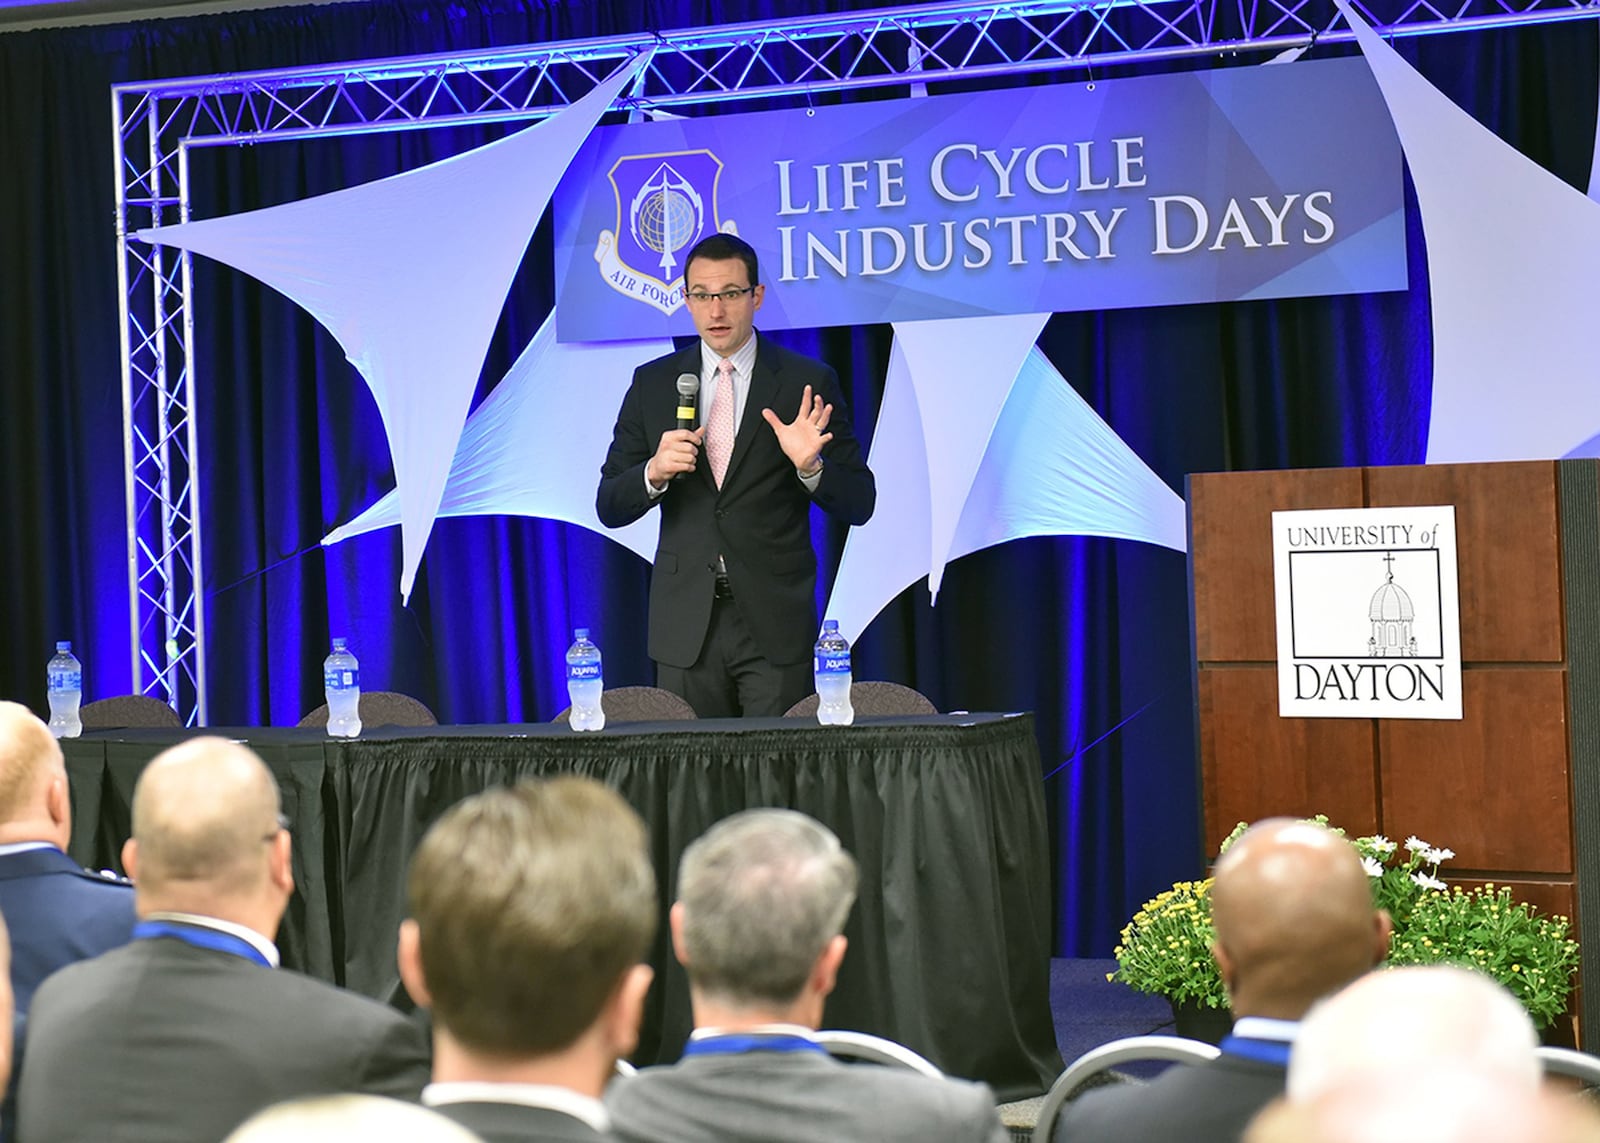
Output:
[16, 737, 428, 1143]
[0, 701, 137, 1142]
[400, 778, 657, 1142]
[1053, 818, 1391, 1143]
[606, 808, 1008, 1143]
[597, 233, 874, 717]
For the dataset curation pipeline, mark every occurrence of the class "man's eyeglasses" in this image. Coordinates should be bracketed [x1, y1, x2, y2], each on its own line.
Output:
[262, 813, 290, 843]
[684, 287, 756, 306]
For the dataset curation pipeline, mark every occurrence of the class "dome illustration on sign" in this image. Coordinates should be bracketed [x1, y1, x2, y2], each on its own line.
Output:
[1368, 551, 1418, 657]
[629, 162, 704, 277]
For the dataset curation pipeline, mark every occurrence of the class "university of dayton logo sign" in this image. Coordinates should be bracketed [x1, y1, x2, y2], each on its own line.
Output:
[1272, 506, 1462, 720]
[593, 149, 736, 316]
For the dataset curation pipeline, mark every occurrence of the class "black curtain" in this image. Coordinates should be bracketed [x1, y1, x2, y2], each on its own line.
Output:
[0, 0, 1594, 955]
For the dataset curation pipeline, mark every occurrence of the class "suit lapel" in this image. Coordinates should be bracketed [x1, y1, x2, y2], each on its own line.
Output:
[724, 334, 780, 491]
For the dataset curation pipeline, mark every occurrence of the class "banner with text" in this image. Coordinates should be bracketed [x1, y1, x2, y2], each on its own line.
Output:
[553, 57, 1405, 342]
[1273, 506, 1462, 720]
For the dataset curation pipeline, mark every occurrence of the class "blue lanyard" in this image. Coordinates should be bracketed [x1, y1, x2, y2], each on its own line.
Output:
[681, 1033, 828, 1058]
[133, 920, 273, 969]
[1218, 1035, 1292, 1067]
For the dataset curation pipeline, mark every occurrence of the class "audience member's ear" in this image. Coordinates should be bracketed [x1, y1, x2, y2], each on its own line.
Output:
[1212, 940, 1237, 997]
[270, 830, 294, 896]
[396, 919, 432, 1009]
[608, 963, 654, 1061]
[1373, 909, 1394, 965]
[669, 902, 691, 967]
[812, 934, 847, 999]
[47, 772, 71, 841]
[122, 837, 139, 881]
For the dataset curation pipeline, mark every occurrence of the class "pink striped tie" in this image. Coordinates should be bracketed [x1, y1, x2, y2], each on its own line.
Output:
[706, 359, 736, 488]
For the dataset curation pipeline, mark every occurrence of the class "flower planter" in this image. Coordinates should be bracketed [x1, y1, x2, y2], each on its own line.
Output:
[1170, 999, 1234, 1045]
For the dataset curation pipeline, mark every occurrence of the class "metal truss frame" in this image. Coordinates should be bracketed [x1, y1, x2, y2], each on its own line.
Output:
[114, 0, 1600, 724]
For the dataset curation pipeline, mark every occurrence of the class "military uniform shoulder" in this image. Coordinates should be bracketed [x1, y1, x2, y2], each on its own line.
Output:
[69, 863, 134, 890]
[0, 845, 129, 888]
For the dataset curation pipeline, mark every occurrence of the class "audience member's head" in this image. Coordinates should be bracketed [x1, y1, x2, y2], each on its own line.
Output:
[222, 1094, 482, 1143]
[672, 808, 858, 1027]
[1288, 965, 1540, 1105]
[1209, 818, 1391, 1020]
[398, 777, 656, 1090]
[122, 737, 292, 934]
[1248, 1063, 1600, 1143]
[0, 701, 70, 849]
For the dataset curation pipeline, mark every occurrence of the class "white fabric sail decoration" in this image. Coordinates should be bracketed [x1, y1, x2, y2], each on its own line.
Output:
[1332, 0, 1600, 464]
[825, 317, 1186, 642]
[324, 313, 667, 561]
[137, 55, 648, 601]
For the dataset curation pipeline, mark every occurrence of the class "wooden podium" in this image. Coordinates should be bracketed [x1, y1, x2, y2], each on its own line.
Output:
[1189, 460, 1600, 1043]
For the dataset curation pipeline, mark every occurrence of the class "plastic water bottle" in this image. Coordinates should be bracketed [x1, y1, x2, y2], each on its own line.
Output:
[566, 628, 606, 731]
[323, 638, 362, 738]
[814, 620, 854, 726]
[46, 641, 83, 739]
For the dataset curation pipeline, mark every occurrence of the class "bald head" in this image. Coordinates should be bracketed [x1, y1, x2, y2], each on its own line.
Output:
[1249, 1065, 1600, 1143]
[126, 737, 290, 927]
[0, 700, 69, 848]
[1289, 966, 1539, 1104]
[1210, 819, 1389, 1020]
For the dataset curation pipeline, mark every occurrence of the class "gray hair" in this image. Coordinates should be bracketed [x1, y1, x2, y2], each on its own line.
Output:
[677, 808, 858, 1008]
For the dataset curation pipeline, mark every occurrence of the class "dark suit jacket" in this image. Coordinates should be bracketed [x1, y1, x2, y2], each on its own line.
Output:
[596, 334, 874, 669]
[17, 932, 430, 1143]
[435, 1098, 611, 1142]
[0, 846, 136, 1016]
[605, 1050, 1010, 1143]
[0, 846, 137, 1143]
[1051, 1052, 1287, 1143]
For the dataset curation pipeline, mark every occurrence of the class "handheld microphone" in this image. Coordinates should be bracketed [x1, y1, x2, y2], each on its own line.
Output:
[675, 373, 699, 431]
[673, 373, 700, 481]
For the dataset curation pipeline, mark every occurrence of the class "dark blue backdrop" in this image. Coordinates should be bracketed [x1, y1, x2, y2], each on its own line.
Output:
[0, 0, 1594, 957]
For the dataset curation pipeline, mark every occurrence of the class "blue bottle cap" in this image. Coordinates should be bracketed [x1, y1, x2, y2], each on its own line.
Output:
[55, 641, 71, 653]
[575, 627, 590, 640]
[332, 637, 347, 651]
[822, 620, 839, 633]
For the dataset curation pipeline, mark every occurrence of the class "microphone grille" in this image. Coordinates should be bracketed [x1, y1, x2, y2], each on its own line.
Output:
[675, 372, 699, 399]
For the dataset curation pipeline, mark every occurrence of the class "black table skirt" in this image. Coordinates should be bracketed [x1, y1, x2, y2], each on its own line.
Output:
[62, 712, 1062, 1099]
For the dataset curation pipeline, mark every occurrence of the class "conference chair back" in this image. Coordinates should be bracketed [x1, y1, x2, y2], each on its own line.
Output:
[1031, 1034, 1220, 1143]
[298, 691, 438, 729]
[783, 681, 937, 719]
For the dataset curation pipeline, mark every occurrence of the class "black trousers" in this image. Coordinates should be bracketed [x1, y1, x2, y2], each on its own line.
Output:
[657, 593, 813, 718]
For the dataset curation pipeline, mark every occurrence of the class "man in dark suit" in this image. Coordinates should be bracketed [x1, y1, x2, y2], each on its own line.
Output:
[16, 737, 429, 1143]
[605, 809, 1009, 1143]
[0, 700, 136, 1141]
[401, 777, 656, 1141]
[1053, 818, 1392, 1143]
[597, 232, 875, 717]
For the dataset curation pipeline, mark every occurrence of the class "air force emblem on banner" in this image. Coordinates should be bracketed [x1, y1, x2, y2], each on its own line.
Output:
[595, 150, 735, 316]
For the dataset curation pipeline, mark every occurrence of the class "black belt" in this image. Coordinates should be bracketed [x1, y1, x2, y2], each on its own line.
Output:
[713, 575, 735, 600]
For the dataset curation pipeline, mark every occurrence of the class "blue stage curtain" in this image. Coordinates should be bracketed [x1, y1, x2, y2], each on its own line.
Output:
[0, 0, 1594, 956]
